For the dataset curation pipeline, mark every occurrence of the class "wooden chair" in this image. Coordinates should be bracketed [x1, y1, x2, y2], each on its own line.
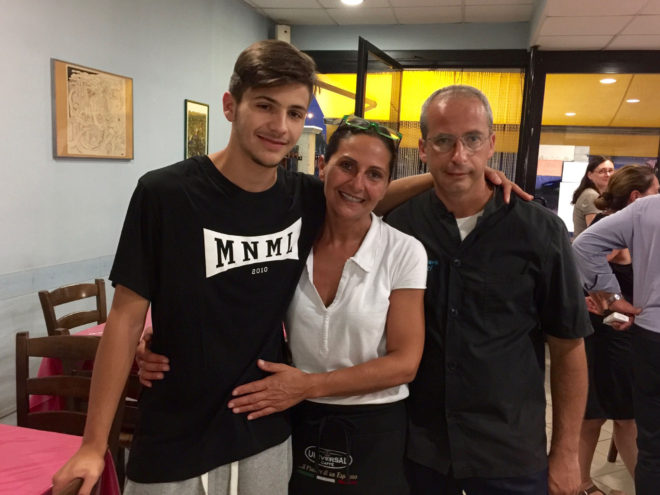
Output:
[38, 279, 107, 336]
[15, 331, 126, 460]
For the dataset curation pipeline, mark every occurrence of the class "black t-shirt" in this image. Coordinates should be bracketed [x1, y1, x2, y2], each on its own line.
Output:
[387, 187, 592, 478]
[110, 156, 325, 482]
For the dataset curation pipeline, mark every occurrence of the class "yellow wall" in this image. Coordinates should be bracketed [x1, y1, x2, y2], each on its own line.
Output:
[316, 71, 658, 158]
[317, 71, 523, 123]
[316, 70, 524, 152]
[540, 131, 659, 158]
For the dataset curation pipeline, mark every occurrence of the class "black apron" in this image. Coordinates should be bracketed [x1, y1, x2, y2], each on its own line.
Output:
[289, 400, 409, 495]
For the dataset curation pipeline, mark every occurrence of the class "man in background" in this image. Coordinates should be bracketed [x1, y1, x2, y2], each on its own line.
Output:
[573, 194, 660, 495]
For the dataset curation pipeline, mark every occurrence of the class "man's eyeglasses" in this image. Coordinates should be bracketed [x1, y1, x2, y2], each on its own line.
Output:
[340, 115, 402, 143]
[426, 133, 489, 154]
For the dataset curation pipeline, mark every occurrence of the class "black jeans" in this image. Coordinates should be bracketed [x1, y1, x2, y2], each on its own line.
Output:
[631, 325, 660, 495]
[406, 460, 548, 495]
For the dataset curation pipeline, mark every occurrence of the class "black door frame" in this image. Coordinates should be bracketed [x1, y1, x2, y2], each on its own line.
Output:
[355, 37, 403, 120]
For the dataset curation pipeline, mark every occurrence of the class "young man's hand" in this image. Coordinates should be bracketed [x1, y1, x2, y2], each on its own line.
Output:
[547, 448, 581, 495]
[484, 167, 533, 203]
[136, 326, 170, 387]
[52, 444, 105, 495]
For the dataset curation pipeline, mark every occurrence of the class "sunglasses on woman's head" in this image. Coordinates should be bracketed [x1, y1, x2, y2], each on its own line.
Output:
[340, 115, 402, 143]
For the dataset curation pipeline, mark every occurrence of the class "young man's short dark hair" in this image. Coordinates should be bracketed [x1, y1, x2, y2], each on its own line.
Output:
[229, 39, 317, 102]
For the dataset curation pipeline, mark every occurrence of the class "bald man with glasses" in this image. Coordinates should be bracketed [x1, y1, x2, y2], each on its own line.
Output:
[387, 85, 591, 495]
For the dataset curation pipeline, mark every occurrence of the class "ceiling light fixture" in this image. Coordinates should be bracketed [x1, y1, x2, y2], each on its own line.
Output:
[341, 0, 363, 5]
[599, 78, 617, 84]
[626, 98, 640, 103]
[565, 112, 576, 116]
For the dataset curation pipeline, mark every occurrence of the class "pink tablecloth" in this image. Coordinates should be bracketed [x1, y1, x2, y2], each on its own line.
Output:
[0, 424, 119, 495]
[30, 310, 152, 411]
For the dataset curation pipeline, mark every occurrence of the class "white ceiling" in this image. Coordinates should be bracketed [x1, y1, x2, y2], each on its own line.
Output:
[240, 0, 660, 50]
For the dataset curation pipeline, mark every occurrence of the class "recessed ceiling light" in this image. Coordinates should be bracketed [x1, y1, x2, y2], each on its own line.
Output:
[600, 78, 617, 84]
[626, 98, 640, 103]
[341, 0, 363, 5]
[565, 112, 576, 116]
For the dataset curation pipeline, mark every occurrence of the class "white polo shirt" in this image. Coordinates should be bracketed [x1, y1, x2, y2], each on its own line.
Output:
[286, 213, 427, 405]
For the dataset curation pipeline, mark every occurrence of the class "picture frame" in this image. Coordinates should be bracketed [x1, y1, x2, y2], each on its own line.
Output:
[184, 99, 209, 159]
[51, 59, 133, 159]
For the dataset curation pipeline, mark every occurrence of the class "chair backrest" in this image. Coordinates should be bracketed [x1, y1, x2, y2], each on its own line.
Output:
[38, 279, 107, 336]
[15, 331, 126, 459]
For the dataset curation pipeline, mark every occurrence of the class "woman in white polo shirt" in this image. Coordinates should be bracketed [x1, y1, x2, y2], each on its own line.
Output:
[229, 116, 427, 494]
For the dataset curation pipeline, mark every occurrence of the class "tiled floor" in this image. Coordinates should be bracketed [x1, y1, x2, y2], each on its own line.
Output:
[545, 349, 636, 495]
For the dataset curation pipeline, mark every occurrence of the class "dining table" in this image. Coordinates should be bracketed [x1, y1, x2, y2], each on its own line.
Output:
[0, 423, 120, 495]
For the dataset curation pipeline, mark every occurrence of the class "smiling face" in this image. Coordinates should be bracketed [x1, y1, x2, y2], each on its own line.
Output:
[587, 159, 614, 193]
[419, 95, 495, 202]
[319, 133, 391, 225]
[223, 83, 310, 168]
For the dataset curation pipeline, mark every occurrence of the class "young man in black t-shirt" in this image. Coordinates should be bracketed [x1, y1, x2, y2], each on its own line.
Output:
[53, 40, 323, 495]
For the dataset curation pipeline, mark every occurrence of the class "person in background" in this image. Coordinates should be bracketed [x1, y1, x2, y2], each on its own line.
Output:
[572, 191, 660, 495]
[227, 116, 427, 494]
[577, 165, 659, 495]
[387, 85, 591, 495]
[571, 155, 614, 238]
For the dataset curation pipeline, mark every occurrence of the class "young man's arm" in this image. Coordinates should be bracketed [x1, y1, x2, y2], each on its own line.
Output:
[52, 285, 149, 495]
[546, 335, 587, 495]
[374, 173, 433, 215]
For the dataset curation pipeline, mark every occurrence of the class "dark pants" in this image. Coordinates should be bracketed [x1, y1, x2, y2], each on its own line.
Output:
[406, 460, 548, 495]
[631, 325, 660, 495]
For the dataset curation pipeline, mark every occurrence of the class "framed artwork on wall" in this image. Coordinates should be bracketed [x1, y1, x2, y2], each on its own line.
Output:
[51, 59, 133, 159]
[184, 99, 209, 158]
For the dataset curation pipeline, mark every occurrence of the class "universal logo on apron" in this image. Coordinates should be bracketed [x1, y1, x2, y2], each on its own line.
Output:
[304, 446, 353, 469]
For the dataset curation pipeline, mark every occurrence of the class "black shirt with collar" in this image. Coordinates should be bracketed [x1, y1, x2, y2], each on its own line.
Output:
[387, 186, 592, 479]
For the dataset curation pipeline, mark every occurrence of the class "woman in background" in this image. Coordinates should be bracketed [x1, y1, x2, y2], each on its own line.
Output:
[578, 165, 659, 495]
[571, 155, 614, 238]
